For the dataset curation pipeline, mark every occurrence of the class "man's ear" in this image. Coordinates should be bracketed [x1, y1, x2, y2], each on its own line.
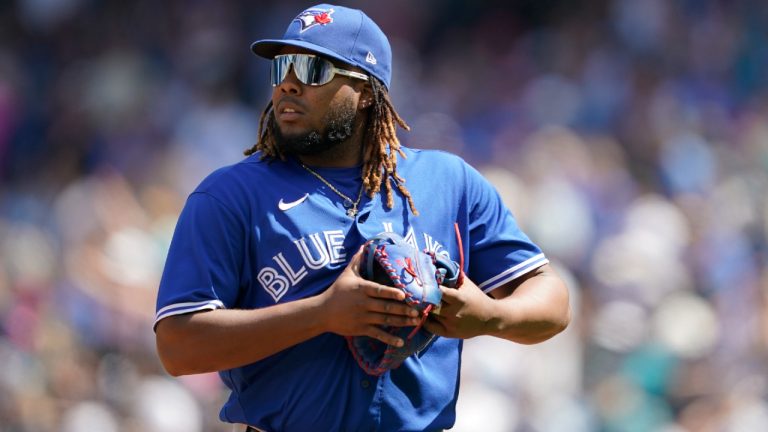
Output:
[357, 83, 374, 110]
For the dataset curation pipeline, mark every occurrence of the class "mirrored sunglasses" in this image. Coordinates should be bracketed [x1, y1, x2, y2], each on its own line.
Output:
[271, 53, 369, 87]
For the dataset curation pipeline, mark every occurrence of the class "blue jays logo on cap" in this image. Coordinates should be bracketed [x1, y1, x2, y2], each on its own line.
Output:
[296, 8, 334, 33]
[251, 4, 393, 89]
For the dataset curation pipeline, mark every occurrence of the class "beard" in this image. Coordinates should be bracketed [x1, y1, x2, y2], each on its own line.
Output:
[273, 98, 358, 156]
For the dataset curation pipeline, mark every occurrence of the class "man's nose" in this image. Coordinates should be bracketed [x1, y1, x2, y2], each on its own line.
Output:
[277, 66, 302, 95]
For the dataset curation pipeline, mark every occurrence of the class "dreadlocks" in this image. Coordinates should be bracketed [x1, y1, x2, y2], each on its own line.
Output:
[244, 77, 417, 215]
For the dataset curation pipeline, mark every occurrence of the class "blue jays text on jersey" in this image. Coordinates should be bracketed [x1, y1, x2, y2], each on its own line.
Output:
[154, 147, 548, 431]
[257, 226, 452, 303]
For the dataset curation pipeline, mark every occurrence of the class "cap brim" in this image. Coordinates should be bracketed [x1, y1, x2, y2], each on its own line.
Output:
[251, 39, 355, 68]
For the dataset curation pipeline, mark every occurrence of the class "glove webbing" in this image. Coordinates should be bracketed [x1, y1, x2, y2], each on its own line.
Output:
[371, 245, 435, 341]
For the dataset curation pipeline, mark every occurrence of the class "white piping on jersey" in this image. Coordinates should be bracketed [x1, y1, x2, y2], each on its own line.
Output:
[154, 299, 225, 326]
[478, 253, 549, 293]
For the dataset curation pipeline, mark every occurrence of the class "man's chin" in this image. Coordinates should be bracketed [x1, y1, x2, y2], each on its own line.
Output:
[276, 131, 305, 146]
[272, 102, 356, 156]
[275, 129, 328, 156]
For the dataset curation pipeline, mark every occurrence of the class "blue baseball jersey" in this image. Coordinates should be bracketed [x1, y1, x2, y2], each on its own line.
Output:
[155, 147, 548, 431]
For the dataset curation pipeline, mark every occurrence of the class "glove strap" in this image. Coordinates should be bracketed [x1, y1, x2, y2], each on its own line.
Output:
[405, 304, 433, 340]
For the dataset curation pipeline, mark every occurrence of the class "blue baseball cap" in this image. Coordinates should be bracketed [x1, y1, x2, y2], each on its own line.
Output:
[251, 4, 392, 89]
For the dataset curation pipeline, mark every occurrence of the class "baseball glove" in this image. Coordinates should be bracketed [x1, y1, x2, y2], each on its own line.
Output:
[347, 232, 462, 376]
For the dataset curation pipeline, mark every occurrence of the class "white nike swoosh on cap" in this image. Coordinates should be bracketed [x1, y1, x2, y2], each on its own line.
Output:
[278, 193, 309, 211]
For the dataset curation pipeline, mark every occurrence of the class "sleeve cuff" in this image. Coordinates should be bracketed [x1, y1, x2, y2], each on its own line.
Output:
[477, 253, 549, 293]
[153, 299, 225, 329]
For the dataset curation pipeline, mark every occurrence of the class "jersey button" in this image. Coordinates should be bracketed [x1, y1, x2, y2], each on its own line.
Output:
[360, 379, 370, 389]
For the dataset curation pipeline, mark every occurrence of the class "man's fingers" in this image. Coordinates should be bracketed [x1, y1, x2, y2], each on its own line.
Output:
[368, 326, 404, 347]
[363, 282, 406, 301]
[367, 298, 418, 316]
[369, 312, 421, 327]
[346, 246, 366, 274]
[431, 304, 442, 316]
[423, 317, 447, 336]
[439, 286, 460, 303]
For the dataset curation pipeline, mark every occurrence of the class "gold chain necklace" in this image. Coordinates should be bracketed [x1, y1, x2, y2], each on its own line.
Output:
[301, 163, 364, 217]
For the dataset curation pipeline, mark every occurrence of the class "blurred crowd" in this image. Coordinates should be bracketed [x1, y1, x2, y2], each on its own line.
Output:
[1, 0, 768, 431]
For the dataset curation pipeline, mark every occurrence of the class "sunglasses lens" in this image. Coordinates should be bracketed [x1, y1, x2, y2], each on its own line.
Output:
[271, 55, 291, 86]
[294, 55, 335, 85]
[271, 54, 336, 86]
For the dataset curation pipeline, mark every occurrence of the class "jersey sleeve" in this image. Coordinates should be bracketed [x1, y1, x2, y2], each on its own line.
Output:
[463, 164, 549, 293]
[154, 191, 246, 328]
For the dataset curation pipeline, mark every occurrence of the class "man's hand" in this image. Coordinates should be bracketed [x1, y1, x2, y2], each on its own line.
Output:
[425, 264, 570, 344]
[423, 276, 496, 339]
[317, 247, 421, 347]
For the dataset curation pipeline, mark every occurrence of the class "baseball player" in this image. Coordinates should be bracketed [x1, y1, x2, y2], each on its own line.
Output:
[154, 4, 570, 432]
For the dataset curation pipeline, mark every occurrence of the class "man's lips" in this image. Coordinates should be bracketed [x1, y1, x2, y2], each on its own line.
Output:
[276, 98, 305, 121]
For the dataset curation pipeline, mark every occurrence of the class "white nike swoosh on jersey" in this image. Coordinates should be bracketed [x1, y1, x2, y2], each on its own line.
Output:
[278, 194, 309, 211]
